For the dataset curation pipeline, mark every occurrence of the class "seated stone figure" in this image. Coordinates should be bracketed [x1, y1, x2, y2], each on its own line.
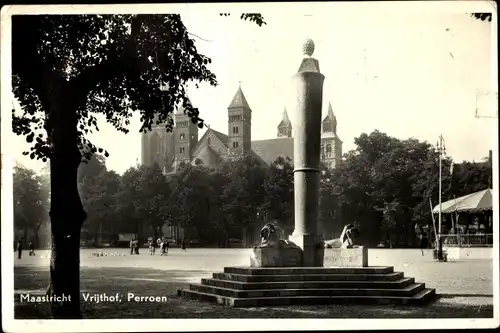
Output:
[258, 222, 299, 249]
[324, 224, 360, 249]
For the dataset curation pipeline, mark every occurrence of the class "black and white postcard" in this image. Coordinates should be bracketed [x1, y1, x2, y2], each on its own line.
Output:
[1, 1, 498, 332]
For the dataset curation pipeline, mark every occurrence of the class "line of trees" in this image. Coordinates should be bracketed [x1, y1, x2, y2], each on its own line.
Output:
[15, 130, 492, 249]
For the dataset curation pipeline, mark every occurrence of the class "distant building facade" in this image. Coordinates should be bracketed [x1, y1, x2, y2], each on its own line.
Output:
[141, 85, 342, 171]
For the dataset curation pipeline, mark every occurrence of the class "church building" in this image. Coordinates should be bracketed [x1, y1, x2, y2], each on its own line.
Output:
[141, 85, 343, 171]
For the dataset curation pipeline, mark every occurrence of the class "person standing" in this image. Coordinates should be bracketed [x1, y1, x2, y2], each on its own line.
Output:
[134, 239, 140, 255]
[165, 240, 169, 255]
[148, 240, 155, 255]
[181, 239, 186, 252]
[130, 239, 134, 255]
[29, 241, 35, 256]
[160, 239, 165, 256]
[420, 231, 429, 256]
[17, 240, 23, 259]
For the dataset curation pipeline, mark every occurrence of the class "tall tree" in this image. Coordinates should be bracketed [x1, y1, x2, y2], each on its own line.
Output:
[170, 164, 215, 242]
[11, 13, 265, 318]
[450, 160, 492, 197]
[137, 164, 172, 241]
[319, 163, 344, 239]
[263, 157, 294, 234]
[80, 168, 121, 245]
[114, 166, 149, 237]
[330, 130, 455, 246]
[220, 154, 268, 246]
[13, 166, 50, 246]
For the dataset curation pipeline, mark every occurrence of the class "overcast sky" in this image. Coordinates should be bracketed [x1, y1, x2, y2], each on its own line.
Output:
[5, 2, 497, 174]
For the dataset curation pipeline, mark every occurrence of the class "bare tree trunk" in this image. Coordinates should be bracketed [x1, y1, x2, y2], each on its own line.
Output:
[46, 101, 86, 319]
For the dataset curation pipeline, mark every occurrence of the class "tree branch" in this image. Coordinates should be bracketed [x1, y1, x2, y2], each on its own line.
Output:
[12, 17, 64, 111]
[68, 15, 144, 110]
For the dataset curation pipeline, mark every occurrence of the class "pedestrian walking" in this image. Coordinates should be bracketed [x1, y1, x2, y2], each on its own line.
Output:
[130, 239, 134, 255]
[165, 240, 169, 254]
[181, 240, 186, 252]
[17, 240, 23, 259]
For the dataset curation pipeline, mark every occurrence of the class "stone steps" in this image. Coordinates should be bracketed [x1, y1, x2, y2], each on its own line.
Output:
[189, 282, 426, 298]
[178, 266, 437, 307]
[213, 271, 404, 282]
[178, 288, 437, 307]
[224, 266, 394, 275]
[202, 277, 415, 290]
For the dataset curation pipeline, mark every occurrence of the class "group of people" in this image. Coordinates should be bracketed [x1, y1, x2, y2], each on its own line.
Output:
[130, 237, 187, 256]
[15, 240, 36, 259]
[149, 238, 170, 255]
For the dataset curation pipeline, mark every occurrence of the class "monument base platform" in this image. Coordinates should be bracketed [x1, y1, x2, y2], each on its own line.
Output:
[324, 246, 368, 267]
[250, 246, 302, 267]
[178, 265, 436, 307]
[288, 234, 324, 267]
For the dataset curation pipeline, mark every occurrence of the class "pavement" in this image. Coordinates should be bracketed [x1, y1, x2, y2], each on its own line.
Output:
[13, 248, 493, 297]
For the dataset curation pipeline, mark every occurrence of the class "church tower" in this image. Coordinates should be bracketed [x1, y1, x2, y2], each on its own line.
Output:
[227, 84, 252, 156]
[277, 108, 292, 137]
[174, 105, 199, 168]
[320, 102, 342, 169]
[141, 113, 174, 170]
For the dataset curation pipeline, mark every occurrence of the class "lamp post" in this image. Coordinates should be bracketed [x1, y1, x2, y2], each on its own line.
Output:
[435, 134, 446, 260]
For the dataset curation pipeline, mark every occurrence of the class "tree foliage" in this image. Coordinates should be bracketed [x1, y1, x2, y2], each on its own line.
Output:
[471, 13, 493, 22]
[78, 157, 120, 243]
[262, 157, 294, 232]
[13, 165, 50, 245]
[11, 13, 266, 318]
[12, 13, 265, 162]
[22, 128, 492, 249]
[327, 130, 491, 246]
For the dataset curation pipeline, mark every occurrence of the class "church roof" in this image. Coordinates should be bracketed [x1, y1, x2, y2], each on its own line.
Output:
[191, 127, 229, 156]
[210, 128, 229, 146]
[192, 145, 221, 167]
[228, 86, 251, 110]
[251, 137, 294, 165]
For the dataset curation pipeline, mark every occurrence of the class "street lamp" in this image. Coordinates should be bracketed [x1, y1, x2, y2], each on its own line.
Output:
[434, 134, 447, 261]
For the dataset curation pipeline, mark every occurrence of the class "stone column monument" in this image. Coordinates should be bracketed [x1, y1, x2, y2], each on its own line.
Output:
[288, 38, 325, 267]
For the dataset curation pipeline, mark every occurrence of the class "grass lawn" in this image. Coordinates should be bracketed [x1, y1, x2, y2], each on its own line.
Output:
[14, 266, 493, 319]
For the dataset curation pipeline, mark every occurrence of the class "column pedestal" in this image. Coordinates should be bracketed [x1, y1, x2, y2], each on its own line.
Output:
[289, 234, 324, 267]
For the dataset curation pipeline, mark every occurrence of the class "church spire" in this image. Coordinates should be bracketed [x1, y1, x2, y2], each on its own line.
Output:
[228, 84, 251, 110]
[281, 108, 291, 126]
[322, 102, 335, 122]
[327, 102, 335, 122]
[322, 102, 337, 134]
[277, 107, 292, 138]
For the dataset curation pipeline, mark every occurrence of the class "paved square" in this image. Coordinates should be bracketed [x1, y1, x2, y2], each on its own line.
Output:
[13, 248, 493, 318]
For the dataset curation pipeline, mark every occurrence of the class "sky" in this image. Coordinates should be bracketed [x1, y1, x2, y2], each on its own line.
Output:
[5, 2, 498, 175]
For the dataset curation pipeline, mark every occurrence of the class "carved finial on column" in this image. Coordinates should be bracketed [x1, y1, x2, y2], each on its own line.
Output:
[302, 38, 315, 57]
[298, 38, 320, 73]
